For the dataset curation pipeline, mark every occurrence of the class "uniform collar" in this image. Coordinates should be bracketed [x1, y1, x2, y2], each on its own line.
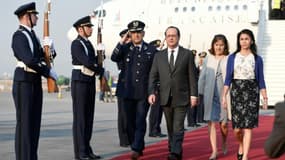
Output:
[20, 24, 32, 32]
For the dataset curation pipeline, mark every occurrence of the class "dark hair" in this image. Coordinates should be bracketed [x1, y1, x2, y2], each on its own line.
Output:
[234, 29, 257, 55]
[164, 26, 180, 38]
[209, 34, 229, 56]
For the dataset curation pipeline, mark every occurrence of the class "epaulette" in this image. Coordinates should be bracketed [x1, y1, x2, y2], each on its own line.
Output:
[17, 28, 24, 32]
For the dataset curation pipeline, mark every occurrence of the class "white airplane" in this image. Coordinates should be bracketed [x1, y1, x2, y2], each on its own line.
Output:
[67, 0, 285, 106]
[68, 0, 260, 55]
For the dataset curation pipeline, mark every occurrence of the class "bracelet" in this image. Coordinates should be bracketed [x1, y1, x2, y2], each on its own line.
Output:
[263, 97, 268, 100]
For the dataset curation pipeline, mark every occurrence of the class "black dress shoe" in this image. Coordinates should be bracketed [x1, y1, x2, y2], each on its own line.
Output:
[187, 123, 195, 127]
[149, 133, 167, 138]
[78, 156, 92, 160]
[167, 153, 181, 160]
[156, 133, 167, 137]
[130, 151, 143, 160]
[89, 153, 101, 159]
[120, 143, 129, 147]
[194, 123, 201, 127]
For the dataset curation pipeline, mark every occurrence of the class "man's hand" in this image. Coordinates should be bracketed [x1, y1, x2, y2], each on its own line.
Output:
[49, 67, 58, 81]
[119, 31, 130, 44]
[43, 36, 55, 52]
[190, 97, 198, 108]
[148, 94, 156, 105]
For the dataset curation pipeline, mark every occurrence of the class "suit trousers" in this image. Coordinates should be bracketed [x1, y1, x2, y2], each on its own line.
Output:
[163, 99, 187, 156]
[71, 81, 95, 158]
[186, 105, 198, 125]
[123, 98, 149, 152]
[148, 101, 163, 135]
[117, 97, 129, 146]
[12, 81, 43, 160]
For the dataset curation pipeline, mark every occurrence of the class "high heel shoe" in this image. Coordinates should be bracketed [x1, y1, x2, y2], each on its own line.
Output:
[237, 153, 243, 160]
[209, 152, 218, 160]
[222, 143, 227, 155]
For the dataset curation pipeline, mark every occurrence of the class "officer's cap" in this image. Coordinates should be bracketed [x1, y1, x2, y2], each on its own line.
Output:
[119, 29, 128, 37]
[14, 2, 39, 17]
[127, 20, 145, 32]
[191, 50, 197, 55]
[149, 39, 161, 48]
[73, 16, 94, 29]
[198, 51, 207, 58]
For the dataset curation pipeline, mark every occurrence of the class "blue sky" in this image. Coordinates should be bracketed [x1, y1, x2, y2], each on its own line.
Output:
[0, 0, 106, 78]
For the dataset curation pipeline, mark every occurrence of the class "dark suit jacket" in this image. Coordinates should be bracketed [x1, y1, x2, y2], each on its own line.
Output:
[148, 46, 198, 106]
[264, 101, 285, 158]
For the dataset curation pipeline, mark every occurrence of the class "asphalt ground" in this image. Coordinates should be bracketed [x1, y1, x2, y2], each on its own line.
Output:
[0, 91, 274, 160]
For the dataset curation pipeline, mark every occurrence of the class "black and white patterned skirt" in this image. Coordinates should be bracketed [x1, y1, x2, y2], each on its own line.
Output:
[230, 79, 259, 129]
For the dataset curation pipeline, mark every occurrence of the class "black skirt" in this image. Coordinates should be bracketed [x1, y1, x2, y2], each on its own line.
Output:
[230, 79, 259, 129]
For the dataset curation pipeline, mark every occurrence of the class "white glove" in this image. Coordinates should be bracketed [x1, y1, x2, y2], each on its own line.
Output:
[49, 67, 58, 81]
[43, 36, 55, 52]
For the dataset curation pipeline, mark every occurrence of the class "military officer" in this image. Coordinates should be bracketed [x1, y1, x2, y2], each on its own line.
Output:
[12, 2, 58, 160]
[71, 16, 103, 160]
[111, 20, 157, 160]
[116, 28, 130, 147]
[148, 40, 167, 138]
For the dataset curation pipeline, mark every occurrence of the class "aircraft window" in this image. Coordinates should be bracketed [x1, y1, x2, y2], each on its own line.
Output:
[208, 6, 213, 11]
[183, 7, 187, 12]
[242, 4, 248, 10]
[191, 6, 196, 12]
[234, 5, 239, 10]
[175, 7, 179, 12]
[161, 0, 166, 4]
[217, 5, 221, 11]
[225, 5, 230, 11]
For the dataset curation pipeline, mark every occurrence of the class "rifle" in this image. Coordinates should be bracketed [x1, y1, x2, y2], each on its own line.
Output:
[96, 13, 110, 93]
[43, 0, 58, 93]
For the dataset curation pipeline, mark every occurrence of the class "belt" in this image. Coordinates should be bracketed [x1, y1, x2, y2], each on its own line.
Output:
[73, 65, 94, 76]
[16, 61, 37, 73]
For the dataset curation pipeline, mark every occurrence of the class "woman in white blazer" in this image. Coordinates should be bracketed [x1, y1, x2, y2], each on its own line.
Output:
[198, 34, 231, 160]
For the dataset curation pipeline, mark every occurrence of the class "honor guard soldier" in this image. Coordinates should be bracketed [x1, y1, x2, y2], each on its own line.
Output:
[148, 39, 167, 138]
[12, 2, 58, 160]
[71, 16, 103, 160]
[111, 20, 157, 159]
[116, 28, 130, 147]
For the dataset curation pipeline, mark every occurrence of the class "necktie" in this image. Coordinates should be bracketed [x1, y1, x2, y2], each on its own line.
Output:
[170, 50, 174, 71]
[135, 46, 140, 52]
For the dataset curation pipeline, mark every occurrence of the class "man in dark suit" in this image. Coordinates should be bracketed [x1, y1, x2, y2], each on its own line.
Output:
[71, 16, 103, 160]
[148, 26, 198, 160]
[264, 99, 285, 158]
[12, 2, 58, 160]
[111, 20, 157, 160]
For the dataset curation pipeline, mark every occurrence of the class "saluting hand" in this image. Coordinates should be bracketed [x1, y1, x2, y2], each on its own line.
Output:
[120, 31, 130, 44]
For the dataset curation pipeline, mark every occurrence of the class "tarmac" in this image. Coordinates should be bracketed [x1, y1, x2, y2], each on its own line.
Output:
[0, 91, 274, 160]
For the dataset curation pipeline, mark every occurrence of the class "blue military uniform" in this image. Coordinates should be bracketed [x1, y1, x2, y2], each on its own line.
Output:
[12, 2, 53, 160]
[116, 28, 130, 147]
[111, 20, 157, 155]
[71, 16, 103, 160]
[147, 40, 166, 138]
